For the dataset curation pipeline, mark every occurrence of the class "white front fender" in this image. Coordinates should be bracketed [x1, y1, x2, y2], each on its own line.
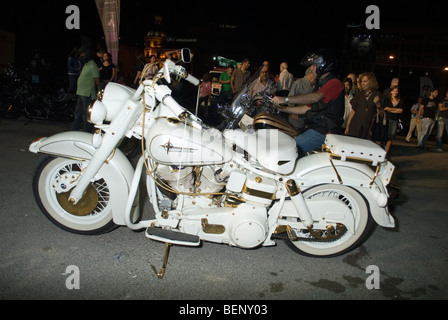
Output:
[30, 132, 96, 159]
[294, 152, 395, 228]
[29, 131, 138, 226]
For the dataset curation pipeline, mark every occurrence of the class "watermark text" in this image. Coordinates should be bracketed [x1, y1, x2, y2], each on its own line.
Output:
[62, 265, 80, 290]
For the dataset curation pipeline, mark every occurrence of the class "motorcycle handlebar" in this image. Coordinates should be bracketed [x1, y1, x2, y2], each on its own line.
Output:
[162, 94, 187, 117]
[185, 73, 200, 86]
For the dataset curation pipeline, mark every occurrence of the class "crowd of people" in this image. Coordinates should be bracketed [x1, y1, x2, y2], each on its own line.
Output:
[199, 50, 447, 156]
[65, 46, 448, 157]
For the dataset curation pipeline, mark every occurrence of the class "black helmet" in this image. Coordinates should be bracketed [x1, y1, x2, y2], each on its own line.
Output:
[300, 49, 336, 78]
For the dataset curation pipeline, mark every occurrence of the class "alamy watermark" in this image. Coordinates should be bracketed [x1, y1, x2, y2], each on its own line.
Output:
[365, 5, 380, 30]
[62, 265, 80, 290]
[65, 5, 80, 30]
[65, 5, 380, 31]
[365, 265, 380, 289]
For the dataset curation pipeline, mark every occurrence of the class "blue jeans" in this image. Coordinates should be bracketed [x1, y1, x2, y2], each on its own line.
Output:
[70, 95, 93, 133]
[294, 129, 326, 155]
[417, 118, 435, 147]
[436, 117, 448, 149]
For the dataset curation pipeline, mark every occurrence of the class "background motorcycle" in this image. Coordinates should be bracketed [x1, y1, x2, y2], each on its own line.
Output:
[0, 65, 75, 122]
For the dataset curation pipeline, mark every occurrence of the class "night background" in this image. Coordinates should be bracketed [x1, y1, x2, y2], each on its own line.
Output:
[1, 1, 446, 97]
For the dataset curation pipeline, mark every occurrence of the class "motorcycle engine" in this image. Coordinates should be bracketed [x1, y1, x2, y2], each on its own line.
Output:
[155, 165, 227, 195]
[229, 203, 268, 248]
[156, 164, 269, 249]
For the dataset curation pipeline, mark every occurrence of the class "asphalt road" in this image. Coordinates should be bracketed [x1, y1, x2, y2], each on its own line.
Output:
[1, 117, 447, 303]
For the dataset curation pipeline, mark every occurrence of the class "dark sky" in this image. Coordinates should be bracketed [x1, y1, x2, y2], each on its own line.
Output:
[1, 1, 445, 75]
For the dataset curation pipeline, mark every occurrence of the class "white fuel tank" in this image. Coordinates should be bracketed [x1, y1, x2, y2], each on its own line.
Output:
[146, 118, 232, 166]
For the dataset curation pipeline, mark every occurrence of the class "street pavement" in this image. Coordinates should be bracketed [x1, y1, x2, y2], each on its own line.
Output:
[0, 117, 447, 303]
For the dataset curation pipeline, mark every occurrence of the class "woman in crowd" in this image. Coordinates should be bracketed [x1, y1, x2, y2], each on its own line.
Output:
[383, 85, 403, 154]
[345, 72, 383, 139]
[99, 52, 116, 88]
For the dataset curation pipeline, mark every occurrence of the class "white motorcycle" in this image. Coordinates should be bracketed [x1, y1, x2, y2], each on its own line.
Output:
[30, 49, 395, 278]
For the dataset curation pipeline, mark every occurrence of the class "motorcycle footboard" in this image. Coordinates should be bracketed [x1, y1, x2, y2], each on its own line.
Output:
[146, 227, 200, 246]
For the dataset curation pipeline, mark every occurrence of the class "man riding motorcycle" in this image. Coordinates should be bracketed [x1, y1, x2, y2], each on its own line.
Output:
[273, 50, 345, 155]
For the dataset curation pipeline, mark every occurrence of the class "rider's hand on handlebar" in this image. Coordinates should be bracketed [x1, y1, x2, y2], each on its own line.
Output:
[272, 96, 288, 108]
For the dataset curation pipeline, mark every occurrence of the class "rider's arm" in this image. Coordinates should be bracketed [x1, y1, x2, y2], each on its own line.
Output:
[273, 92, 324, 106]
[277, 104, 311, 115]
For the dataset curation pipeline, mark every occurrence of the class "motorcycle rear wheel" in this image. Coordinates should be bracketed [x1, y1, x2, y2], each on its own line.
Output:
[285, 184, 373, 257]
[32, 156, 118, 235]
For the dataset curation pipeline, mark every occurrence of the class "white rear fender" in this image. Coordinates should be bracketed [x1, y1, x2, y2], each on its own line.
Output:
[29, 131, 137, 226]
[294, 152, 395, 228]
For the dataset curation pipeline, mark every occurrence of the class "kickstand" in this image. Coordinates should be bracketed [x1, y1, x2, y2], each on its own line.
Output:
[151, 242, 171, 279]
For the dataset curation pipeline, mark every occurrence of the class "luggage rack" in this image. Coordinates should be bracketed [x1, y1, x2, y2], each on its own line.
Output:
[323, 134, 387, 166]
[322, 134, 389, 186]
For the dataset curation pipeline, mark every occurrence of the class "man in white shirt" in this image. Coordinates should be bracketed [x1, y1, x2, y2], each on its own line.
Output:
[277, 62, 294, 95]
[248, 66, 275, 97]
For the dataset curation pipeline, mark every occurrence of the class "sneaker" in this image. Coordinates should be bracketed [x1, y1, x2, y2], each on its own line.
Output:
[435, 148, 443, 152]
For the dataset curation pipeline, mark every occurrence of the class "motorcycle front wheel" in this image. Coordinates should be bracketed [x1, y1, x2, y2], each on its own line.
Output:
[285, 184, 373, 257]
[32, 156, 118, 235]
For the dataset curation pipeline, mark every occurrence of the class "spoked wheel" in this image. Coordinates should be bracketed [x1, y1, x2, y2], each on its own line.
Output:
[32, 156, 118, 234]
[284, 184, 373, 257]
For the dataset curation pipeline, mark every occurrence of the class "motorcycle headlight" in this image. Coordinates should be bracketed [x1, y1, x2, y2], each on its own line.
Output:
[88, 101, 107, 124]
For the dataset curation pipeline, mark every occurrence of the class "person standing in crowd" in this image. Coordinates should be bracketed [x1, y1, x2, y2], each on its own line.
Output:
[199, 73, 212, 116]
[219, 64, 234, 104]
[273, 50, 344, 155]
[287, 66, 316, 133]
[417, 88, 439, 150]
[383, 86, 403, 154]
[143, 55, 159, 79]
[347, 73, 359, 95]
[231, 58, 251, 95]
[67, 47, 81, 95]
[277, 62, 294, 96]
[382, 77, 399, 101]
[248, 65, 275, 97]
[356, 74, 363, 92]
[132, 54, 145, 88]
[342, 77, 353, 130]
[345, 72, 382, 140]
[70, 47, 100, 133]
[94, 48, 106, 68]
[99, 52, 116, 89]
[406, 97, 423, 143]
[436, 90, 448, 152]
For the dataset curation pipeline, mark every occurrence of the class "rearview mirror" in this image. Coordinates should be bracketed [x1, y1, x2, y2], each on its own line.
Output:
[181, 48, 191, 63]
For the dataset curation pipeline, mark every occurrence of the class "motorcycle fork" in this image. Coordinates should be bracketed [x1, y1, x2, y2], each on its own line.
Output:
[69, 100, 142, 204]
